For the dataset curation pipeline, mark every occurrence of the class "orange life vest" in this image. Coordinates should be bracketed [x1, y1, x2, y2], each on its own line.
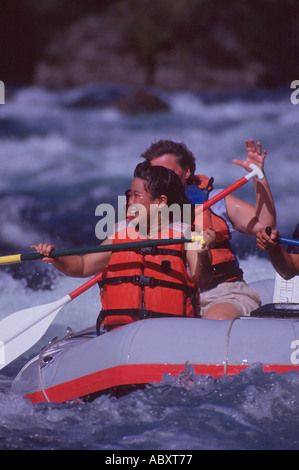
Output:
[187, 174, 243, 290]
[97, 221, 196, 330]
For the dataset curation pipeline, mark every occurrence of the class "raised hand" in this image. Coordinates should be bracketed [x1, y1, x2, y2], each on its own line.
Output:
[232, 138, 267, 172]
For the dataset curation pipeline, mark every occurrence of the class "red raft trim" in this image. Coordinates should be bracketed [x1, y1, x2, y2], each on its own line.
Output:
[24, 362, 299, 404]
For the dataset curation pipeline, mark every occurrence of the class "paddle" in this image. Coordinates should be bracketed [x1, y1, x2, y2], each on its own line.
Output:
[0, 163, 263, 266]
[0, 235, 205, 265]
[195, 163, 264, 213]
[0, 273, 103, 370]
[265, 227, 299, 248]
[279, 237, 299, 248]
[0, 234, 207, 370]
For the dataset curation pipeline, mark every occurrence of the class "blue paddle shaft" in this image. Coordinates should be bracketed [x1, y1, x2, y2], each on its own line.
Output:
[265, 227, 299, 247]
[279, 237, 299, 247]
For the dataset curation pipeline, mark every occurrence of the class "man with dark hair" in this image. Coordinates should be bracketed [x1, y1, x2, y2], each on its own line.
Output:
[141, 138, 276, 320]
[141, 140, 196, 187]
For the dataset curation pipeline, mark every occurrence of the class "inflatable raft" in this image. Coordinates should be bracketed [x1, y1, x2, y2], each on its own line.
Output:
[11, 278, 299, 404]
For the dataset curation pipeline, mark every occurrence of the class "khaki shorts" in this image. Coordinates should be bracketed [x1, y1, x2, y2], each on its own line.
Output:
[199, 280, 261, 317]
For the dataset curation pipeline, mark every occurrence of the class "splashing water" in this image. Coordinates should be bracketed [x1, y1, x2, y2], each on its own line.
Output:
[0, 84, 298, 450]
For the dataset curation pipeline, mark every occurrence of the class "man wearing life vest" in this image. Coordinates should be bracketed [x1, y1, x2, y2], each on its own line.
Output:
[140, 139, 276, 320]
[32, 162, 216, 331]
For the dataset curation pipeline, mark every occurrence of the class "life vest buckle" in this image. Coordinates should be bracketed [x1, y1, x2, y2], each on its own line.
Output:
[133, 274, 156, 288]
[140, 246, 157, 255]
[132, 274, 141, 286]
[137, 309, 153, 319]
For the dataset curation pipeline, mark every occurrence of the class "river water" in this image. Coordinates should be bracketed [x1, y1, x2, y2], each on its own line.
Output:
[0, 84, 298, 450]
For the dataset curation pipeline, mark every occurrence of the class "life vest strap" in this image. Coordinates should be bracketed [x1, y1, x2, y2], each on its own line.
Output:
[203, 261, 243, 290]
[122, 245, 184, 258]
[99, 274, 192, 293]
[213, 240, 232, 250]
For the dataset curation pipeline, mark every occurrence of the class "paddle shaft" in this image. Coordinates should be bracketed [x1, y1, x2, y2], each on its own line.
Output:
[279, 237, 299, 248]
[0, 236, 201, 265]
[69, 272, 105, 299]
[200, 176, 252, 212]
[199, 163, 263, 213]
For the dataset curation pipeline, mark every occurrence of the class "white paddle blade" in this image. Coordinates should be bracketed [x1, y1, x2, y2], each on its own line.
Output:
[0, 295, 71, 370]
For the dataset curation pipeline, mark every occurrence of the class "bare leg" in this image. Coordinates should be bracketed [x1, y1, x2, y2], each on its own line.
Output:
[203, 302, 241, 320]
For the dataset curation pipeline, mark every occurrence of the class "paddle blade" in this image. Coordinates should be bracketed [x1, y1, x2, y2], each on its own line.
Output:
[0, 295, 71, 370]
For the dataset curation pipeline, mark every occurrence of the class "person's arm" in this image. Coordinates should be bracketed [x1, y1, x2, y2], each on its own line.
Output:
[186, 229, 216, 290]
[30, 237, 113, 278]
[226, 139, 276, 234]
[256, 228, 299, 280]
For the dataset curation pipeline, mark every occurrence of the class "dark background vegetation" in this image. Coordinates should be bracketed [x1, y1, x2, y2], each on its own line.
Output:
[0, 0, 298, 90]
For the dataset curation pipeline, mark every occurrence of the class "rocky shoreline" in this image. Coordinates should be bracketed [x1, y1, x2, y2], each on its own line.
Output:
[34, 15, 270, 94]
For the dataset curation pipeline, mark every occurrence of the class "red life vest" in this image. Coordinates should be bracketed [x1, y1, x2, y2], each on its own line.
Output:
[191, 174, 243, 290]
[98, 222, 196, 330]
